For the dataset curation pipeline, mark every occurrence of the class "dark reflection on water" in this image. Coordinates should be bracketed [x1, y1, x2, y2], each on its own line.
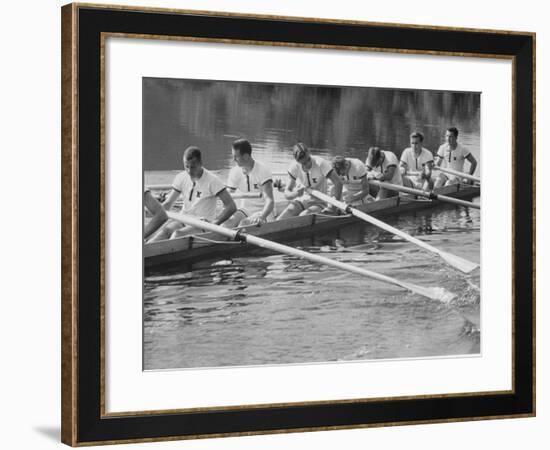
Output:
[143, 78, 480, 173]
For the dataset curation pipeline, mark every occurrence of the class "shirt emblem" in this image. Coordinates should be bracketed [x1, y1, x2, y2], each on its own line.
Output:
[196, 191, 202, 198]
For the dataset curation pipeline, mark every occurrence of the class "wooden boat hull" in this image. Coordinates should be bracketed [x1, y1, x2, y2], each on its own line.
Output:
[144, 184, 479, 268]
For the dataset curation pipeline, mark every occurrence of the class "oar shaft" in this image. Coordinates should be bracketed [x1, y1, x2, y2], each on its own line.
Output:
[434, 166, 480, 183]
[309, 189, 428, 249]
[166, 212, 452, 300]
[436, 194, 480, 209]
[246, 234, 407, 288]
[369, 180, 429, 197]
[308, 189, 478, 273]
[148, 185, 261, 199]
[369, 180, 480, 209]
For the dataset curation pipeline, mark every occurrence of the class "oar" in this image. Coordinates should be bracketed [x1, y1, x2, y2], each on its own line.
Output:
[369, 180, 480, 209]
[167, 212, 455, 302]
[308, 189, 478, 274]
[146, 185, 261, 200]
[433, 166, 480, 184]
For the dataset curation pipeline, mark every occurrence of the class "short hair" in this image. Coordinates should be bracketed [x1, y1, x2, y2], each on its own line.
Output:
[410, 131, 424, 142]
[332, 156, 347, 171]
[232, 138, 252, 156]
[293, 142, 309, 161]
[183, 146, 202, 163]
[366, 146, 382, 168]
[446, 127, 459, 138]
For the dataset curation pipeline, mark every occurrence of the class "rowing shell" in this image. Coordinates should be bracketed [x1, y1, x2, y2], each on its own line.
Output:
[145, 183, 479, 268]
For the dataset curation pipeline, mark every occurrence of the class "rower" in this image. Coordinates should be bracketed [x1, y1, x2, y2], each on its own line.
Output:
[365, 146, 403, 200]
[147, 146, 236, 242]
[331, 156, 374, 205]
[223, 138, 275, 227]
[434, 127, 478, 188]
[399, 131, 434, 190]
[144, 189, 168, 240]
[277, 143, 343, 219]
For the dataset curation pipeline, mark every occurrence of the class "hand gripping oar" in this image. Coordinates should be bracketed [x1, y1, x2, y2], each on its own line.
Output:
[167, 212, 456, 302]
[308, 189, 478, 274]
[433, 166, 480, 184]
[369, 180, 480, 209]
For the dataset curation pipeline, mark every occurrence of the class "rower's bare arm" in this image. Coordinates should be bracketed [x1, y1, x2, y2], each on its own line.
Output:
[213, 188, 237, 225]
[356, 176, 370, 201]
[144, 192, 168, 239]
[381, 165, 396, 182]
[162, 189, 180, 211]
[284, 176, 303, 200]
[399, 160, 408, 175]
[466, 153, 478, 175]
[259, 180, 275, 221]
[328, 170, 343, 201]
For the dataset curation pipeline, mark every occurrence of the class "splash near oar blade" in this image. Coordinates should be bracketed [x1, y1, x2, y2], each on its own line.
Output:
[167, 212, 456, 302]
[439, 250, 479, 274]
[307, 189, 479, 274]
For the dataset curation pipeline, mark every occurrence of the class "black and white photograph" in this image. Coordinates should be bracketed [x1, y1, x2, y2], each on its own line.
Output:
[142, 78, 481, 371]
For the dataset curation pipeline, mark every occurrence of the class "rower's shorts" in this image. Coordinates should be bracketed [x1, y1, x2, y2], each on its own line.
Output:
[237, 209, 275, 222]
[348, 195, 375, 206]
[436, 173, 460, 186]
[403, 175, 428, 190]
[292, 195, 325, 211]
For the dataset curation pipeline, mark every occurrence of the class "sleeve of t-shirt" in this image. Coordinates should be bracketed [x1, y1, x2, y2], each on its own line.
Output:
[171, 172, 184, 193]
[399, 149, 409, 165]
[423, 149, 434, 164]
[460, 145, 471, 158]
[288, 163, 299, 180]
[319, 158, 333, 177]
[226, 167, 239, 190]
[385, 152, 398, 168]
[209, 173, 226, 196]
[355, 160, 367, 178]
[436, 145, 445, 159]
[258, 163, 273, 186]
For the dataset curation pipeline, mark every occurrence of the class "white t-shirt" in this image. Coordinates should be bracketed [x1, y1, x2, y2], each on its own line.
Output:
[436, 143, 471, 177]
[171, 169, 226, 221]
[226, 160, 272, 212]
[288, 155, 333, 194]
[337, 158, 367, 194]
[367, 150, 403, 186]
[400, 147, 434, 172]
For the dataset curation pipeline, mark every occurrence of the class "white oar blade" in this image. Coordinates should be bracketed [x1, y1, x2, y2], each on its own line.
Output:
[398, 281, 456, 303]
[439, 251, 479, 273]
